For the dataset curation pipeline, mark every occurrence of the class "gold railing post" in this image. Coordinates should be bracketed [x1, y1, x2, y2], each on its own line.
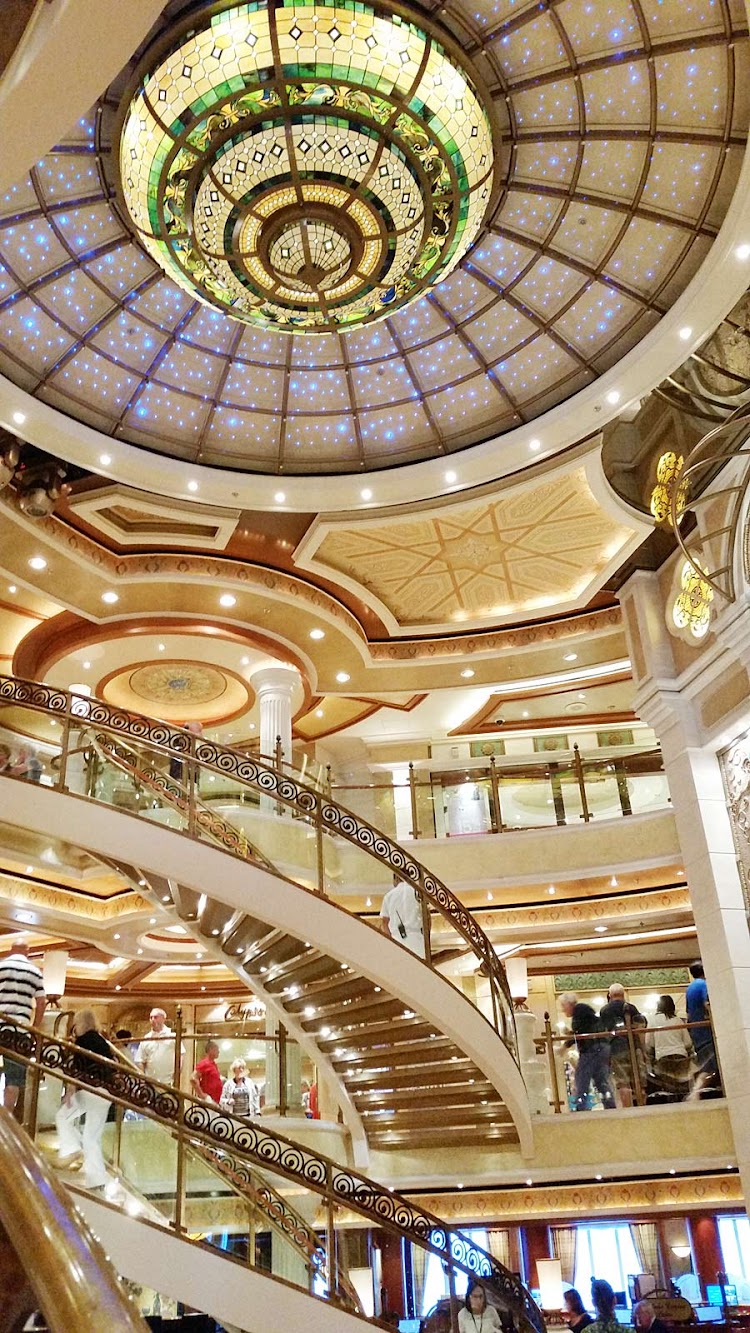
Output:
[624, 1013, 645, 1107]
[325, 1165, 338, 1302]
[174, 1125, 186, 1236]
[573, 743, 591, 823]
[112, 1103, 123, 1171]
[186, 734, 196, 838]
[408, 762, 420, 839]
[419, 887, 432, 966]
[278, 1024, 288, 1118]
[316, 804, 326, 895]
[247, 1204, 256, 1268]
[57, 709, 72, 793]
[22, 1031, 43, 1138]
[543, 1014, 563, 1114]
[325, 763, 332, 798]
[275, 734, 284, 815]
[174, 1005, 183, 1089]
[447, 1259, 460, 1333]
[489, 756, 504, 833]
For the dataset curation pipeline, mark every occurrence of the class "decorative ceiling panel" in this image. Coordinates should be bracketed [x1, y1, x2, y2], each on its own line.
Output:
[0, 0, 746, 472]
[296, 464, 640, 630]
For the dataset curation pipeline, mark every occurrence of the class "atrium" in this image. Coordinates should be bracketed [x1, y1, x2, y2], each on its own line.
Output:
[0, 0, 749, 1330]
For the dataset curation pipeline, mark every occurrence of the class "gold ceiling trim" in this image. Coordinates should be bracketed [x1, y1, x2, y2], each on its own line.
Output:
[68, 485, 240, 550]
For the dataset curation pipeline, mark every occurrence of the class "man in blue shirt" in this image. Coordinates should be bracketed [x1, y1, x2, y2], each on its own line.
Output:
[685, 961, 717, 1077]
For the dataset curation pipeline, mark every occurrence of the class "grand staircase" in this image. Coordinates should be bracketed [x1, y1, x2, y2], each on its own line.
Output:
[0, 674, 530, 1158]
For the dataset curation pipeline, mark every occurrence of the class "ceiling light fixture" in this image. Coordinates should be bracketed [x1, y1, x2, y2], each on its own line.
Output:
[548, 886, 555, 895]
[360, 488, 373, 501]
[7, 585, 16, 594]
[315, 708, 324, 717]
[102, 591, 119, 604]
[82, 661, 91, 670]
[678, 326, 692, 341]
[219, 593, 236, 607]
[564, 652, 577, 662]
[606, 389, 621, 405]
[28, 556, 47, 571]
[99, 453, 112, 466]
[528, 439, 541, 452]
[336, 671, 350, 683]
[736, 244, 750, 260]
[119, 4, 496, 334]
[594, 925, 608, 933]
[444, 470, 457, 484]
[309, 628, 325, 640]
[274, 491, 286, 504]
[187, 479, 199, 492]
[11, 411, 26, 426]
[461, 668, 475, 678]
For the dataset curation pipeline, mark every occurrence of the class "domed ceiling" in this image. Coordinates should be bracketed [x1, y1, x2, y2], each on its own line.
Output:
[0, 0, 747, 475]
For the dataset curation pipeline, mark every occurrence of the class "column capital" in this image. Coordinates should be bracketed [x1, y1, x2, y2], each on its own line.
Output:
[249, 664, 300, 696]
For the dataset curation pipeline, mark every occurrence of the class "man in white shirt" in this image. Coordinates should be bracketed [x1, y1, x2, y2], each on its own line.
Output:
[379, 876, 427, 958]
[136, 1007, 185, 1085]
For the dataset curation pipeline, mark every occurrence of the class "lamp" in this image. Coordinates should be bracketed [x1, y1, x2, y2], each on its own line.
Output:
[537, 1259, 564, 1311]
[42, 949, 68, 1003]
[505, 955, 529, 1010]
[672, 1245, 692, 1259]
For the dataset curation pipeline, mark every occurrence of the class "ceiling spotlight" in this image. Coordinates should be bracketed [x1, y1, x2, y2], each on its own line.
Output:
[522, 710, 529, 718]
[678, 326, 692, 341]
[309, 628, 325, 640]
[564, 652, 577, 662]
[360, 488, 373, 501]
[113, 933, 121, 941]
[7, 585, 16, 594]
[101, 591, 119, 604]
[548, 885, 556, 895]
[736, 243, 750, 261]
[274, 491, 286, 504]
[158, 643, 165, 652]
[610, 876, 618, 888]
[99, 453, 111, 467]
[315, 708, 324, 718]
[336, 671, 350, 683]
[240, 656, 250, 665]
[444, 470, 457, 484]
[528, 438, 541, 452]
[187, 479, 199, 492]
[219, 593, 236, 607]
[605, 389, 621, 405]
[82, 661, 91, 670]
[11, 411, 26, 426]
[594, 925, 608, 933]
[461, 668, 475, 678]
[28, 556, 47, 571]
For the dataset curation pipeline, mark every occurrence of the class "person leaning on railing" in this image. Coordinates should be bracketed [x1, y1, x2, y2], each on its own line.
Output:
[559, 992, 616, 1112]
[646, 995, 693, 1095]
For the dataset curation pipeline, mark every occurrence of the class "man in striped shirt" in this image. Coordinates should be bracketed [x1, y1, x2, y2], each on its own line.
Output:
[0, 944, 45, 1112]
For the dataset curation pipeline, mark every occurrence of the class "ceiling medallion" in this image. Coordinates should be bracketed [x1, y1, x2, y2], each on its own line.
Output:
[118, 0, 497, 334]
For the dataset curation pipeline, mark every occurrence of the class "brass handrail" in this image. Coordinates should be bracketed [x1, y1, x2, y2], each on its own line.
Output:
[670, 399, 750, 602]
[0, 1106, 148, 1332]
[0, 1018, 545, 1333]
[0, 673, 516, 1050]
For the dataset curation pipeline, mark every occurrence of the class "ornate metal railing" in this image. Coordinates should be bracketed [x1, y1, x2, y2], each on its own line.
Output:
[0, 672, 516, 1050]
[0, 1020, 544, 1333]
[671, 399, 750, 603]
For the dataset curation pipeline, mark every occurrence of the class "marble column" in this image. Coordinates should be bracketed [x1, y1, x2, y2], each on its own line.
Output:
[250, 665, 299, 813]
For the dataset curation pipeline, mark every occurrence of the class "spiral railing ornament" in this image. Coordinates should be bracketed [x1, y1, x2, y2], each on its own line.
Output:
[0, 1020, 544, 1333]
[0, 673, 515, 1051]
[670, 399, 750, 604]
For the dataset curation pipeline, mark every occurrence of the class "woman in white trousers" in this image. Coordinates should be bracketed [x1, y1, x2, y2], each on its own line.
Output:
[55, 1008, 112, 1190]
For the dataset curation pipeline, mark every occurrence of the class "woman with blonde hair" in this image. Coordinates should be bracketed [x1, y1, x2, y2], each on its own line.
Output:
[54, 1008, 113, 1189]
[219, 1057, 259, 1119]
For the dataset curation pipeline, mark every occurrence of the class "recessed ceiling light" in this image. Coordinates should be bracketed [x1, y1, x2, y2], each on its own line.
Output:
[360, 488, 373, 501]
[461, 668, 475, 678]
[82, 661, 91, 670]
[113, 933, 121, 940]
[25, 865, 33, 874]
[315, 708, 324, 717]
[522, 710, 529, 718]
[240, 655, 250, 665]
[28, 556, 47, 571]
[564, 652, 577, 662]
[99, 453, 111, 467]
[219, 593, 236, 607]
[11, 411, 26, 426]
[486, 892, 493, 902]
[594, 925, 608, 933]
[526, 1178, 532, 1186]
[102, 591, 119, 604]
[528, 438, 541, 452]
[274, 491, 286, 504]
[336, 671, 350, 683]
[444, 469, 457, 484]
[678, 326, 692, 341]
[606, 389, 621, 405]
[149, 918, 156, 925]
[187, 479, 199, 492]
[610, 876, 618, 888]
[137, 948, 144, 956]
[309, 628, 325, 640]
[548, 886, 556, 895]
[158, 643, 165, 652]
[7, 586, 16, 594]
[736, 243, 750, 260]
[249, 722, 256, 729]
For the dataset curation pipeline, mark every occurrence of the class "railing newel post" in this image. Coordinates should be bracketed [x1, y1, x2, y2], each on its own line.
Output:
[57, 707, 72, 793]
[489, 756, 504, 833]
[278, 1024, 288, 1118]
[573, 743, 591, 823]
[625, 1012, 645, 1106]
[408, 762, 420, 839]
[543, 1012, 562, 1114]
[174, 1005, 183, 1089]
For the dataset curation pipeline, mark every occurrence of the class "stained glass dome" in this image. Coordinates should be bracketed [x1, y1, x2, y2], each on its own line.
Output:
[117, 0, 497, 334]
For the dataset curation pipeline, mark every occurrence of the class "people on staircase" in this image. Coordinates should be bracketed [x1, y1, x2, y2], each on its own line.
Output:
[220, 1057, 260, 1119]
[191, 1039, 223, 1103]
[54, 1008, 113, 1190]
[0, 942, 45, 1114]
[136, 1007, 185, 1085]
[379, 874, 428, 958]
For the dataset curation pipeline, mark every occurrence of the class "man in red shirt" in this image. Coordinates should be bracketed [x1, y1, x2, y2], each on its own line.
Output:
[190, 1039, 223, 1103]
